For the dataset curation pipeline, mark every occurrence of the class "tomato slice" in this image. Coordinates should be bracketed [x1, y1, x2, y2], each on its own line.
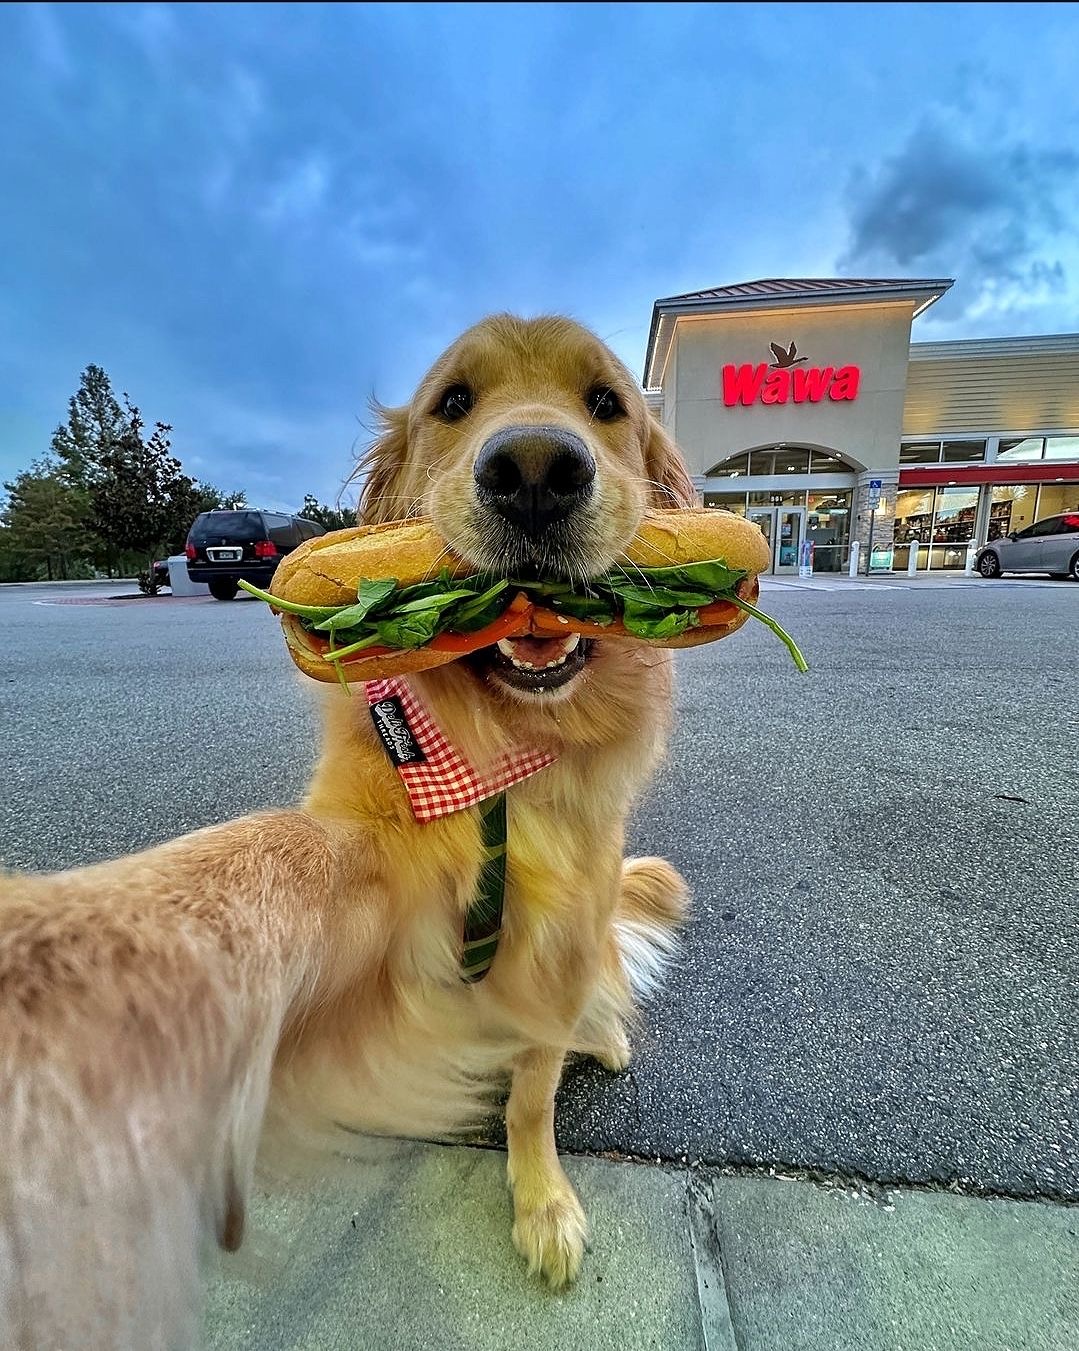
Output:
[695, 599, 739, 626]
[529, 606, 615, 638]
[424, 592, 534, 651]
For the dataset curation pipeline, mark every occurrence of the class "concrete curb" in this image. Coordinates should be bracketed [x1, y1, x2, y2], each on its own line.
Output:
[203, 1142, 1078, 1351]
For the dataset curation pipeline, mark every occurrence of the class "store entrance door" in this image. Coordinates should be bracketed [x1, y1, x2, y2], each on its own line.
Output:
[748, 507, 806, 574]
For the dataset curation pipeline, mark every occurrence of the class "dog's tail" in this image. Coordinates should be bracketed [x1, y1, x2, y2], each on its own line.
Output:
[612, 856, 689, 1005]
[573, 857, 688, 1066]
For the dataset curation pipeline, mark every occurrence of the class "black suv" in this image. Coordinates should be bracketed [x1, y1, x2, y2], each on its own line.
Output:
[185, 509, 326, 600]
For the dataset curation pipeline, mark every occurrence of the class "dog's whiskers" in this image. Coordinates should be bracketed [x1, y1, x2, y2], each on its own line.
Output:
[625, 475, 692, 507]
[420, 545, 457, 581]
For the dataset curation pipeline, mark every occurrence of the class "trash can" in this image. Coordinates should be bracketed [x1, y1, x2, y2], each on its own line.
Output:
[167, 555, 209, 597]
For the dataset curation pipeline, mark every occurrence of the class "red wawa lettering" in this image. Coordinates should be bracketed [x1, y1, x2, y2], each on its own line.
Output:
[722, 363, 860, 406]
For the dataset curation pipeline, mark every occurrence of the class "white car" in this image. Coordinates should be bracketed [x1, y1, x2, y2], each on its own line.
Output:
[976, 512, 1079, 580]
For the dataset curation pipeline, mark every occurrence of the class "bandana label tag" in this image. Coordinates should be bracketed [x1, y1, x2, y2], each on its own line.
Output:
[369, 696, 427, 766]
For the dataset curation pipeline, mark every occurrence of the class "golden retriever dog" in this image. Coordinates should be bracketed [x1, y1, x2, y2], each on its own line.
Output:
[0, 314, 695, 1350]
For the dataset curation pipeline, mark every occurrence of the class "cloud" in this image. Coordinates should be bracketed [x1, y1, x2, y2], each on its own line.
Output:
[840, 117, 1079, 324]
[26, 4, 73, 80]
[259, 153, 332, 226]
[168, 388, 374, 511]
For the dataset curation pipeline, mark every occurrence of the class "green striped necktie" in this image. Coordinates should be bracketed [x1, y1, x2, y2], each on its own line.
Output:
[460, 791, 507, 983]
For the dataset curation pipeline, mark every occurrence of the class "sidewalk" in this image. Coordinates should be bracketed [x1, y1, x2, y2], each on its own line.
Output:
[203, 1140, 1077, 1351]
[760, 572, 1070, 591]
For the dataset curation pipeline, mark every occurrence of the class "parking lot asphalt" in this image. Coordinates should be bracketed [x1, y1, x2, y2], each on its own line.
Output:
[1, 577, 1076, 1201]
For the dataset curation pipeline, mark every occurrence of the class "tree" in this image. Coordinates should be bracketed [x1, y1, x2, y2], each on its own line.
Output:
[202, 485, 248, 511]
[87, 398, 189, 575]
[300, 495, 357, 532]
[50, 364, 126, 494]
[0, 462, 92, 580]
[2, 362, 255, 584]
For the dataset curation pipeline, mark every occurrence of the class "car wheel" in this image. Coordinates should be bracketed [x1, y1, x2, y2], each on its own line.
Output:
[977, 552, 1001, 579]
[208, 577, 239, 601]
[1070, 552, 1079, 582]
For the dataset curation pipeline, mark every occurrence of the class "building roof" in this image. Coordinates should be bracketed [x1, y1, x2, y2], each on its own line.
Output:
[909, 332, 1079, 361]
[655, 277, 952, 307]
[644, 276, 954, 387]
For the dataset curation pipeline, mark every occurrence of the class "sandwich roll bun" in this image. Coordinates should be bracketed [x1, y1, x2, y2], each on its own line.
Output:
[271, 508, 769, 609]
[270, 518, 472, 610]
[269, 508, 771, 684]
[620, 506, 770, 574]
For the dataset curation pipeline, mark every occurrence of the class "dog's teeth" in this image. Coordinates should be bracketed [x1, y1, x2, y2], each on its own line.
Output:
[498, 631, 581, 676]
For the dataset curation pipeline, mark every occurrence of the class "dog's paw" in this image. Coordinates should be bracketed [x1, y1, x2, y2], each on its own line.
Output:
[512, 1184, 589, 1290]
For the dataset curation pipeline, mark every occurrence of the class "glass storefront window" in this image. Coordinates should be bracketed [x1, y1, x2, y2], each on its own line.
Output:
[806, 491, 851, 573]
[903, 439, 987, 465]
[998, 437, 1045, 460]
[932, 485, 978, 552]
[708, 453, 750, 477]
[895, 488, 935, 543]
[707, 445, 858, 477]
[703, 492, 747, 514]
[1035, 483, 1079, 519]
[1044, 437, 1079, 460]
[988, 484, 1037, 540]
[941, 439, 987, 462]
[770, 448, 811, 474]
[810, 450, 847, 472]
[746, 450, 773, 474]
[900, 442, 941, 464]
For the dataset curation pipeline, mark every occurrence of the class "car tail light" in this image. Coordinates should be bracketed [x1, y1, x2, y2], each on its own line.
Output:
[253, 540, 278, 559]
[185, 543, 196, 560]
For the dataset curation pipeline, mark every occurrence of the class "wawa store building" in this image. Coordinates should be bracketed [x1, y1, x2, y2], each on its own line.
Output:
[642, 278, 1079, 573]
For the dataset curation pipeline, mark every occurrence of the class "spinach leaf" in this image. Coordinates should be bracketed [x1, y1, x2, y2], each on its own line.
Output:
[392, 587, 480, 616]
[390, 569, 462, 607]
[312, 577, 399, 631]
[602, 582, 716, 609]
[237, 580, 344, 621]
[619, 602, 696, 640]
[443, 580, 512, 633]
[542, 592, 617, 623]
[323, 631, 387, 660]
[608, 559, 745, 594]
[372, 608, 445, 649]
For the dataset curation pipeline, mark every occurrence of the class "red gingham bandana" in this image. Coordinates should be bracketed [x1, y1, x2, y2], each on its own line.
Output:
[364, 675, 556, 822]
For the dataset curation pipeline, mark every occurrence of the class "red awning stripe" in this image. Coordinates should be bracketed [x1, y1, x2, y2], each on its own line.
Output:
[898, 461, 1079, 487]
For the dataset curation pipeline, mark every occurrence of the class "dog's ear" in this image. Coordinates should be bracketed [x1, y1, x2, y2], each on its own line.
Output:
[644, 414, 698, 509]
[354, 404, 410, 525]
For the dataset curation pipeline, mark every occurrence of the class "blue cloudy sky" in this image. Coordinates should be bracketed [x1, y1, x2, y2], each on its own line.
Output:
[2, 2, 1078, 509]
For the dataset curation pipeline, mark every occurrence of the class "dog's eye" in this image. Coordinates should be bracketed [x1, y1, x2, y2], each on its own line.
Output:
[587, 387, 623, 421]
[437, 385, 473, 422]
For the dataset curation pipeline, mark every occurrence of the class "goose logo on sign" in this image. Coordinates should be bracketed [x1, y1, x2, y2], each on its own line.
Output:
[722, 341, 861, 407]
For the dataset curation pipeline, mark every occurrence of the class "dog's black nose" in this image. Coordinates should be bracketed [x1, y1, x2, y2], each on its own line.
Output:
[474, 425, 596, 534]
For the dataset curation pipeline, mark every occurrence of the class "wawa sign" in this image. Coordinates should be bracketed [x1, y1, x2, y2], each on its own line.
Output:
[722, 341, 861, 407]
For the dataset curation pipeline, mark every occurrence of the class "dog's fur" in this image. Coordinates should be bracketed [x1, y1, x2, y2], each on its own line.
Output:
[0, 315, 695, 1349]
